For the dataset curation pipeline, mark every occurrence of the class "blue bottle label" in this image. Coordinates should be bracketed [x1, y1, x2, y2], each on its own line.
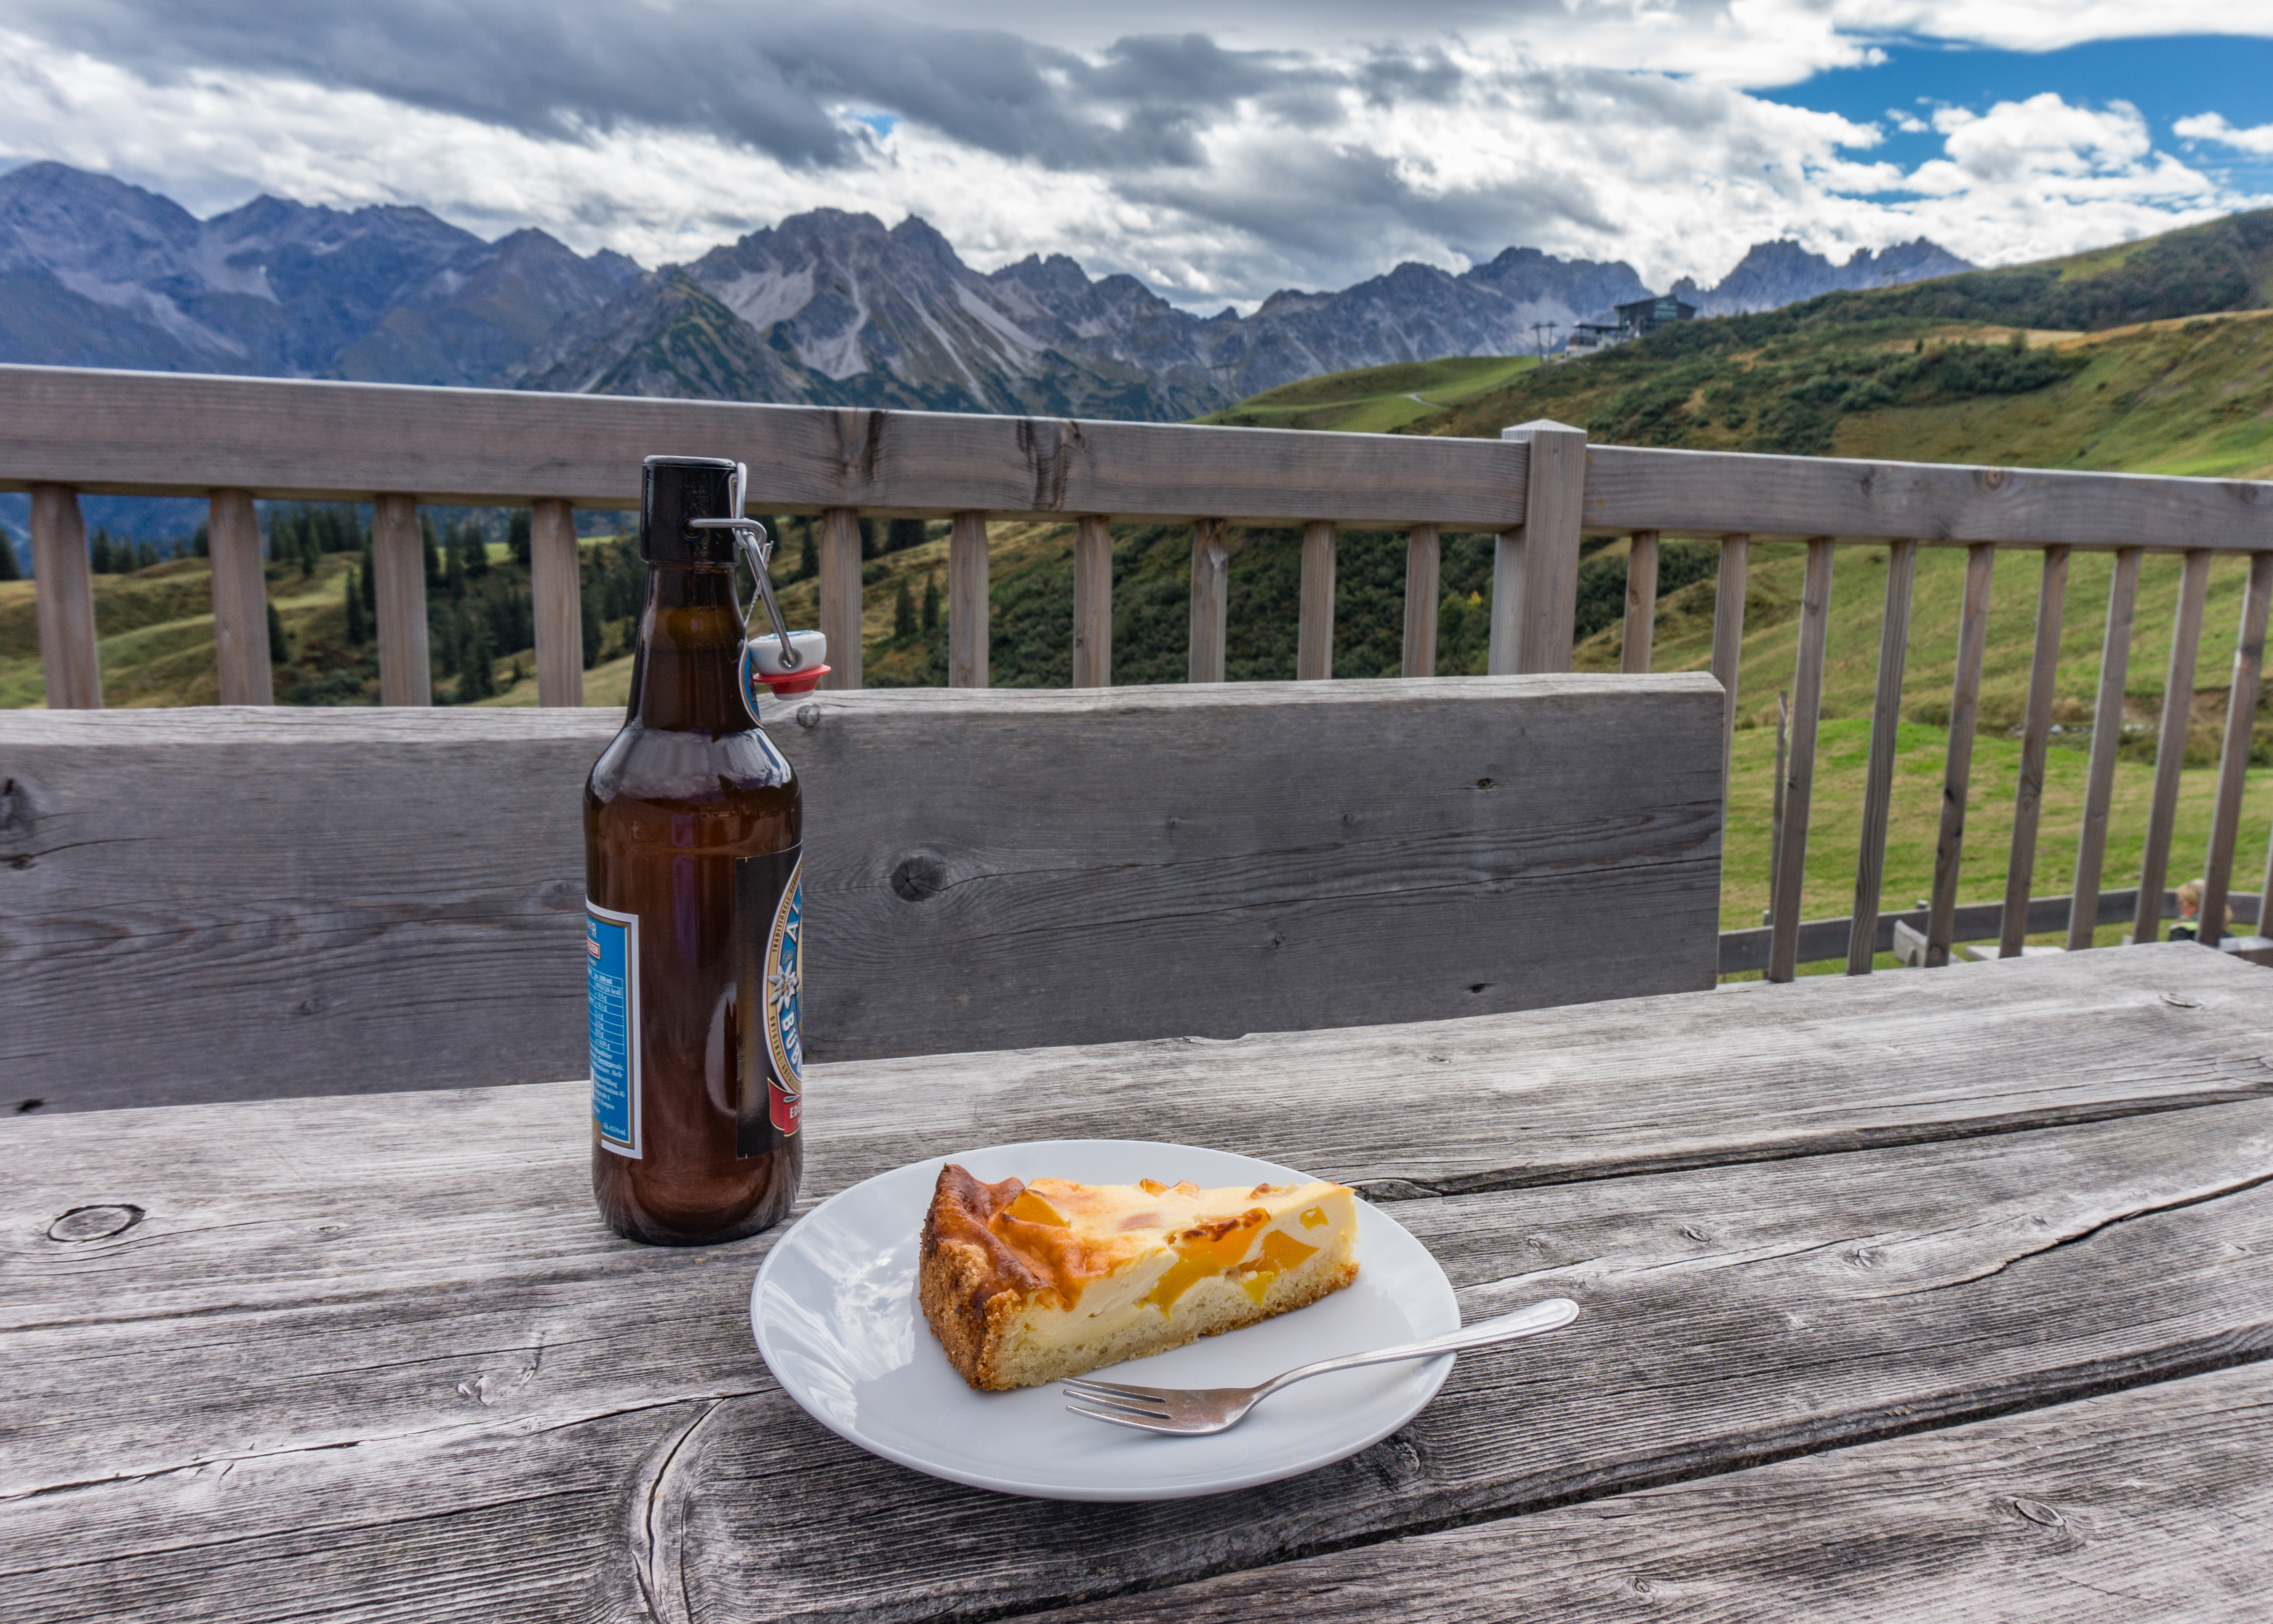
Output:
[586, 901, 642, 1158]
[735, 845, 804, 1158]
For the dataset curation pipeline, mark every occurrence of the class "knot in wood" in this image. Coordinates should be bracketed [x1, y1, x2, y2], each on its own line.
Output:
[890, 853, 948, 903]
[2161, 992, 2201, 1009]
[47, 1204, 145, 1243]
[795, 704, 821, 729]
[2009, 1497, 2064, 1528]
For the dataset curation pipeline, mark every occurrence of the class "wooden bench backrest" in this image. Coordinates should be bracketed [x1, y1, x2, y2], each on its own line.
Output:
[0, 675, 1725, 1111]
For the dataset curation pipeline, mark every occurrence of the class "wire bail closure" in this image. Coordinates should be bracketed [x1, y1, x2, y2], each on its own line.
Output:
[686, 461, 801, 671]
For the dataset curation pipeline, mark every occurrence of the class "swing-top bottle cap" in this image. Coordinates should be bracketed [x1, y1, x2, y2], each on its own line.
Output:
[641, 455, 740, 565]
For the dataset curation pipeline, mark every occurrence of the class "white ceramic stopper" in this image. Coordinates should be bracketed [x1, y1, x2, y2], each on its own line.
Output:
[751, 629, 826, 675]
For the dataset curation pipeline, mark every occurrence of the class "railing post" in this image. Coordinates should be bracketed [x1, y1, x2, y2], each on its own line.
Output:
[1766, 538, 1835, 982]
[370, 494, 431, 706]
[1071, 515, 1112, 688]
[1189, 519, 1228, 682]
[820, 508, 862, 690]
[2068, 547, 2141, 949]
[1710, 535, 1750, 786]
[1999, 546, 2070, 956]
[1926, 544, 1996, 966]
[1621, 531, 1659, 674]
[2132, 549, 2213, 945]
[207, 488, 272, 706]
[1401, 524, 1439, 677]
[1494, 420, 1587, 674]
[2199, 551, 2272, 946]
[949, 511, 990, 688]
[29, 483, 102, 709]
[1849, 539, 1918, 974]
[530, 498, 583, 707]
[1297, 521, 1336, 680]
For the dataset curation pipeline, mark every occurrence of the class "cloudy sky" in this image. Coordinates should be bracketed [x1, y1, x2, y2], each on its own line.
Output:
[3, 2, 2271, 309]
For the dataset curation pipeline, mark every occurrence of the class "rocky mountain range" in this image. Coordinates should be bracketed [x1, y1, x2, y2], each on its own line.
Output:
[0, 159, 1972, 429]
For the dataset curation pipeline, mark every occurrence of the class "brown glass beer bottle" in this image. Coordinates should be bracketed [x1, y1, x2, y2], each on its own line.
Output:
[584, 455, 803, 1244]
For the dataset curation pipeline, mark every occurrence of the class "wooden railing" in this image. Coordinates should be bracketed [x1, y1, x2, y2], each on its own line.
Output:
[6, 362, 2272, 978]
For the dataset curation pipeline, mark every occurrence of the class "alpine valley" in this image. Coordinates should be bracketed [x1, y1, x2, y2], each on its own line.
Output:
[1, 160, 1971, 423]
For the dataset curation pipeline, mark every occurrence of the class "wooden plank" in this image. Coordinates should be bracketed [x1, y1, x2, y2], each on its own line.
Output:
[2133, 549, 2213, 944]
[529, 498, 583, 708]
[4, 968, 2268, 1623]
[368, 492, 429, 707]
[948, 510, 989, 689]
[2070, 548, 2142, 949]
[1401, 524, 1439, 678]
[0, 676, 1726, 1111]
[0, 363, 1533, 528]
[1767, 539, 1834, 981]
[1720, 887, 2257, 975]
[820, 507, 862, 690]
[2200, 552, 2273, 946]
[205, 487, 272, 706]
[28, 483, 101, 709]
[1499, 420, 1588, 673]
[1710, 535, 1748, 785]
[1297, 520, 1335, 680]
[1071, 514, 1111, 688]
[1584, 440, 2273, 551]
[1189, 519, 1228, 682]
[1848, 539, 1916, 973]
[1486, 524, 1524, 675]
[1023, 1364, 2273, 1624]
[1926, 544, 1996, 966]
[1619, 529, 1658, 673]
[2001, 545, 2070, 955]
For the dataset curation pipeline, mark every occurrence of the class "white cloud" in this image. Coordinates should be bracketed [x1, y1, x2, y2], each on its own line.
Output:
[2176, 112, 2273, 157]
[0, 17, 2264, 312]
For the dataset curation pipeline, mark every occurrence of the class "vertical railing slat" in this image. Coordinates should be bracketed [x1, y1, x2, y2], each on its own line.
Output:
[2198, 552, 2272, 947]
[819, 507, 862, 690]
[2132, 549, 2213, 944]
[1189, 519, 1228, 682]
[29, 483, 101, 710]
[949, 510, 990, 689]
[1401, 524, 1439, 677]
[530, 499, 583, 708]
[1710, 535, 1750, 788]
[1621, 530, 1660, 674]
[2068, 547, 2141, 949]
[1999, 546, 2071, 955]
[370, 493, 430, 707]
[1848, 538, 1918, 974]
[1767, 538, 1836, 982]
[1926, 544, 1996, 966]
[1071, 515, 1112, 688]
[207, 488, 273, 706]
[1297, 521, 1336, 680]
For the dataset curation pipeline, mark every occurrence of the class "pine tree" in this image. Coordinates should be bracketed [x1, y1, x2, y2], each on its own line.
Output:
[920, 572, 940, 633]
[581, 586, 601, 669]
[886, 517, 926, 554]
[360, 539, 376, 612]
[193, 523, 210, 558]
[345, 570, 367, 645]
[859, 517, 879, 560]
[90, 527, 113, 574]
[421, 515, 443, 587]
[299, 524, 319, 578]
[0, 526, 20, 581]
[509, 509, 531, 569]
[267, 601, 288, 664]
[893, 576, 916, 638]
[463, 617, 496, 700]
[799, 523, 818, 582]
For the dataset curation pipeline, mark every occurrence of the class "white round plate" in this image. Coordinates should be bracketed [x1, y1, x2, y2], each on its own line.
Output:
[751, 1138, 1459, 1501]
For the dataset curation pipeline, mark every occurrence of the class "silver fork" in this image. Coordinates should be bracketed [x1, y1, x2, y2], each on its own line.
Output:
[1062, 1297, 1578, 1435]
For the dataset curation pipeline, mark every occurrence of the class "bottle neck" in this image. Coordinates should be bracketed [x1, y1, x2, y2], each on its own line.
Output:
[627, 564, 752, 733]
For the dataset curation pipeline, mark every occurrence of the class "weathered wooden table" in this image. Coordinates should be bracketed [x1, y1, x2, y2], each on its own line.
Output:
[6, 944, 2269, 1621]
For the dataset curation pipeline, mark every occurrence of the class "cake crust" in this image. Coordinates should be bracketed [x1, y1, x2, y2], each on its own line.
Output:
[918, 1163, 1361, 1391]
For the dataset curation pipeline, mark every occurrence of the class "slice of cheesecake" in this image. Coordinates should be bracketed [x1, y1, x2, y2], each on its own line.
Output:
[918, 1164, 1361, 1391]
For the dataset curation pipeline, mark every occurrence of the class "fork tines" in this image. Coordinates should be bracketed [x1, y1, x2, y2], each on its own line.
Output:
[1062, 1399, 1176, 1431]
[1061, 1377, 1168, 1407]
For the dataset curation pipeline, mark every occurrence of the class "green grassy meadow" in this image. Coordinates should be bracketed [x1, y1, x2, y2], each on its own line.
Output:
[1196, 354, 1540, 433]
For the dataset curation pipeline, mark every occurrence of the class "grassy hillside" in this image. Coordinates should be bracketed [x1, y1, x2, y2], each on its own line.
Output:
[1195, 354, 1539, 433]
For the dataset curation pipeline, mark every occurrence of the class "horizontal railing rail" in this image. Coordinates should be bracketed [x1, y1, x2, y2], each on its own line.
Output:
[6, 361, 2273, 980]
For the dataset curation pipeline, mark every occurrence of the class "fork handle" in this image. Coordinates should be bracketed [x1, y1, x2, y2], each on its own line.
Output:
[1256, 1298, 1579, 1398]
